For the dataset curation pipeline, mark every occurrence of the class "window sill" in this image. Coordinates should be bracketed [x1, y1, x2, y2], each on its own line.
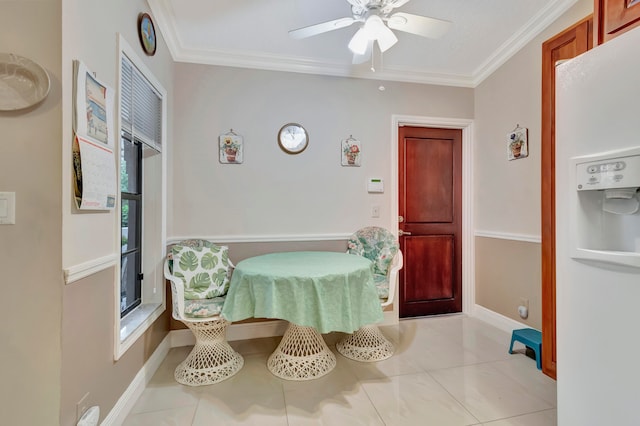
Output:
[116, 302, 164, 360]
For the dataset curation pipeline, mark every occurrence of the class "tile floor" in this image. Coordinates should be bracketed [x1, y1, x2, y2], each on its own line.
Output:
[124, 315, 557, 425]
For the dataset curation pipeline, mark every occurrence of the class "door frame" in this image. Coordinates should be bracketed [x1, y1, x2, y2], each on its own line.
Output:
[390, 115, 475, 318]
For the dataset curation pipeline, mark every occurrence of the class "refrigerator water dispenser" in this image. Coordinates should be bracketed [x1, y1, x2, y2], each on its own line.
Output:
[570, 146, 640, 268]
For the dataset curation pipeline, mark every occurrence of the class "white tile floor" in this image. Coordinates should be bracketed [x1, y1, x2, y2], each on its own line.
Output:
[124, 315, 556, 425]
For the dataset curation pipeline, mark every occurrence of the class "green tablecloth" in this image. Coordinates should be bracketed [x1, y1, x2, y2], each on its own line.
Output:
[221, 251, 384, 334]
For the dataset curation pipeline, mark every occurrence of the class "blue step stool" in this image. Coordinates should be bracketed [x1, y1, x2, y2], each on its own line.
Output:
[509, 328, 542, 370]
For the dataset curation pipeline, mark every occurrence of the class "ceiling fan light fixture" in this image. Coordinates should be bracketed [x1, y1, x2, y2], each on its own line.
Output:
[348, 27, 369, 55]
[363, 14, 398, 53]
[376, 25, 398, 52]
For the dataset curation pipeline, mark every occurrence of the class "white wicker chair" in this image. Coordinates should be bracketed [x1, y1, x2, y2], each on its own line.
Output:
[164, 240, 243, 386]
[337, 227, 403, 362]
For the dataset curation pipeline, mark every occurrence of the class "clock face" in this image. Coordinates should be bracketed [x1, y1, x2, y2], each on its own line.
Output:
[278, 123, 308, 154]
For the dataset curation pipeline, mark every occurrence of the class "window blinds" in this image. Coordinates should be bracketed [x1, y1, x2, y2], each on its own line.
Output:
[120, 54, 162, 152]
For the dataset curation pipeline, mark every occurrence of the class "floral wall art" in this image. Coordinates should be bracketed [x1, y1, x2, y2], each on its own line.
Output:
[507, 126, 528, 161]
[219, 130, 243, 164]
[341, 137, 361, 166]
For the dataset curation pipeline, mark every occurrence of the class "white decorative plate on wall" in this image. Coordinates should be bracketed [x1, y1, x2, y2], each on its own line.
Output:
[0, 53, 50, 111]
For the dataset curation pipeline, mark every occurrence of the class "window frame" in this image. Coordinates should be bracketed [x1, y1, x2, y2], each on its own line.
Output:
[115, 34, 167, 360]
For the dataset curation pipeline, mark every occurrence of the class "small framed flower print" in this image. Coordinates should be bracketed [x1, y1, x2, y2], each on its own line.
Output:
[219, 131, 243, 164]
[341, 137, 361, 167]
[507, 126, 528, 161]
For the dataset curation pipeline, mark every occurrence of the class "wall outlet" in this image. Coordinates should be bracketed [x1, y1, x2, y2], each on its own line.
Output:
[77, 392, 90, 422]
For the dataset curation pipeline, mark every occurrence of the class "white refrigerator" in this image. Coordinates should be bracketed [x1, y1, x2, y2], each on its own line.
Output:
[556, 27, 640, 425]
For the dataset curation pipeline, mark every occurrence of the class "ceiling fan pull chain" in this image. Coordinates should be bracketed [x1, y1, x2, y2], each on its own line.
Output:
[371, 45, 376, 72]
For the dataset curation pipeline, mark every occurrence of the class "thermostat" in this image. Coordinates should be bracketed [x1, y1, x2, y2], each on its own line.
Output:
[367, 178, 384, 193]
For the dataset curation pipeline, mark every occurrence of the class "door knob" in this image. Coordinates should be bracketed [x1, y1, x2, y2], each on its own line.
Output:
[398, 230, 412, 236]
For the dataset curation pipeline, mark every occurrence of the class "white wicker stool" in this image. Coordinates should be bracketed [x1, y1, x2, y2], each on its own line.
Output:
[336, 324, 394, 362]
[175, 319, 244, 386]
[267, 323, 336, 380]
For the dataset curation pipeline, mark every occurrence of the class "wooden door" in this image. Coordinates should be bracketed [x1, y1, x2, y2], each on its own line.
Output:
[595, 0, 640, 44]
[398, 126, 462, 317]
[541, 16, 592, 380]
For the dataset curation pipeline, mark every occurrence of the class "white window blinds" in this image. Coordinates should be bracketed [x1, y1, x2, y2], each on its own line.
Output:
[120, 54, 162, 152]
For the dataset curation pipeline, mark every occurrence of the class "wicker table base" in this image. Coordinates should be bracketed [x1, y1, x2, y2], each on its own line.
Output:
[336, 324, 395, 362]
[267, 323, 336, 380]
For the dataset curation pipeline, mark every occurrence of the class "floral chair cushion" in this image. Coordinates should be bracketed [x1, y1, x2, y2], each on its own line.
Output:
[347, 226, 399, 277]
[184, 297, 226, 318]
[171, 244, 231, 299]
[373, 274, 390, 299]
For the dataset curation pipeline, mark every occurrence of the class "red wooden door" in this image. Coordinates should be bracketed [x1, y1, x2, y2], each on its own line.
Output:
[398, 126, 462, 317]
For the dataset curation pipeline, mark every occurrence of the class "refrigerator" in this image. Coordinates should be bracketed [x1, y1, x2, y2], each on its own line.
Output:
[555, 27, 640, 425]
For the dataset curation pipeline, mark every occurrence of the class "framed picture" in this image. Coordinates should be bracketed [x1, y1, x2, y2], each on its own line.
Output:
[219, 131, 243, 164]
[138, 13, 157, 56]
[341, 137, 361, 166]
[507, 126, 528, 160]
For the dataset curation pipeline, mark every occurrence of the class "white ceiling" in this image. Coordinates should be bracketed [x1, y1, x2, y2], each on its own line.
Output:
[148, 0, 577, 87]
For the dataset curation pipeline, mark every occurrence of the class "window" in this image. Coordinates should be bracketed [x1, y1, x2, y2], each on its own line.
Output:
[120, 138, 142, 317]
[116, 35, 166, 359]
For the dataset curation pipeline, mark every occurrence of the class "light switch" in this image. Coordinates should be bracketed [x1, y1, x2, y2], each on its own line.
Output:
[0, 192, 16, 225]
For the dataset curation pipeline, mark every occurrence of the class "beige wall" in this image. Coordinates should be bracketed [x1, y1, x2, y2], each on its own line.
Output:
[473, 0, 593, 324]
[169, 65, 474, 239]
[0, 1, 63, 424]
[475, 237, 542, 328]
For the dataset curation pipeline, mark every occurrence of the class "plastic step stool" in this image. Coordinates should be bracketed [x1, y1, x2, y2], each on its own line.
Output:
[509, 328, 542, 370]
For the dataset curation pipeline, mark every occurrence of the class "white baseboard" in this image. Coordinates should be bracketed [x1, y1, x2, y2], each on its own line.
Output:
[101, 334, 171, 426]
[472, 304, 534, 334]
[170, 314, 399, 347]
[170, 319, 290, 347]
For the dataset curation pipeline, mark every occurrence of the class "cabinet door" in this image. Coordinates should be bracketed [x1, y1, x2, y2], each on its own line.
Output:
[596, 0, 640, 44]
[541, 15, 592, 380]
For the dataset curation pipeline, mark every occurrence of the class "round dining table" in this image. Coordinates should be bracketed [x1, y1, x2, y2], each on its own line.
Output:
[221, 251, 383, 380]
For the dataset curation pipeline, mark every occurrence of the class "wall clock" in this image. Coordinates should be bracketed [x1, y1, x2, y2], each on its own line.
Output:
[138, 13, 157, 56]
[278, 123, 309, 154]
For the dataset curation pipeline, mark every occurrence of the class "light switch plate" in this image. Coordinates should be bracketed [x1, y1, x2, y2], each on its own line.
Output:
[0, 192, 16, 225]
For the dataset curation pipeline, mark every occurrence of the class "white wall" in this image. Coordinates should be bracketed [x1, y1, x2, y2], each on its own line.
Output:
[170, 65, 474, 239]
[474, 0, 593, 237]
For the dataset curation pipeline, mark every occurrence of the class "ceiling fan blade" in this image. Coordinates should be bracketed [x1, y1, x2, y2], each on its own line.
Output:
[387, 12, 451, 39]
[289, 17, 356, 40]
[352, 40, 373, 64]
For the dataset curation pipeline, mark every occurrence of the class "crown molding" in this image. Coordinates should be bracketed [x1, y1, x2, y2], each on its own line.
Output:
[472, 0, 578, 86]
[150, 0, 577, 88]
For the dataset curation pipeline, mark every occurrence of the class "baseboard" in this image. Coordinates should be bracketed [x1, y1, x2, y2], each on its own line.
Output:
[170, 319, 290, 347]
[101, 334, 171, 426]
[472, 304, 533, 334]
[170, 314, 399, 347]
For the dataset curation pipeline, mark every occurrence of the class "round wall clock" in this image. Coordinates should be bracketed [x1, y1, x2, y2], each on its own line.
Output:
[138, 13, 157, 56]
[278, 123, 309, 154]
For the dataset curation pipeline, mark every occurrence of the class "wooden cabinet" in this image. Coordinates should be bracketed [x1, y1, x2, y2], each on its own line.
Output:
[541, 15, 593, 380]
[595, 0, 640, 44]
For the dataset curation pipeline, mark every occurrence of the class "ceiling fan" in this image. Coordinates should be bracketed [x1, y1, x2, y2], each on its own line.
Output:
[289, 0, 452, 64]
